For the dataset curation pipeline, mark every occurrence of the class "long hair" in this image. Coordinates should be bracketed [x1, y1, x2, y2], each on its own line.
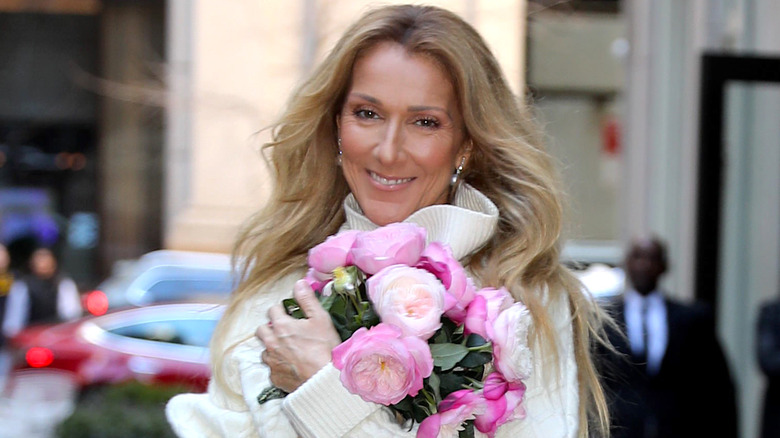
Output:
[211, 5, 610, 436]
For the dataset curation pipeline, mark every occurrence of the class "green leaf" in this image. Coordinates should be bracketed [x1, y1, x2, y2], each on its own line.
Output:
[360, 305, 380, 327]
[319, 293, 337, 312]
[440, 318, 458, 339]
[329, 295, 347, 315]
[438, 373, 468, 399]
[330, 314, 352, 341]
[465, 333, 488, 347]
[430, 343, 469, 371]
[410, 398, 429, 423]
[459, 421, 476, 438]
[457, 351, 492, 368]
[428, 372, 442, 404]
[433, 326, 449, 344]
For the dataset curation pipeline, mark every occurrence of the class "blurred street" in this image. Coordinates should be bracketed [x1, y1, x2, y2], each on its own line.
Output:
[0, 370, 77, 438]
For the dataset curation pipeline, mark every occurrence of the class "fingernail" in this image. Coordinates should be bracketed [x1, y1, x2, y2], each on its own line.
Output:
[294, 279, 308, 293]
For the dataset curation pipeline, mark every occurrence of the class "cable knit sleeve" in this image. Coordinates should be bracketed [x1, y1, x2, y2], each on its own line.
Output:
[494, 292, 579, 437]
[166, 274, 300, 438]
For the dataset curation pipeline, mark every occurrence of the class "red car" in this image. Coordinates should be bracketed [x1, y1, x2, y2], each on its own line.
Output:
[7, 302, 223, 392]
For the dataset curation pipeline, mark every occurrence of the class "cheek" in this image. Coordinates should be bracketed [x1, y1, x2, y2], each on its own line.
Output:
[416, 146, 460, 184]
[339, 153, 364, 193]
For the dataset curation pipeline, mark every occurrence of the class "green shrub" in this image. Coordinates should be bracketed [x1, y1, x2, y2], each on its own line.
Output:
[57, 382, 191, 438]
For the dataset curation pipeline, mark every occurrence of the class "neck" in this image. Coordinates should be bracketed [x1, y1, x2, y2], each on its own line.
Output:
[635, 287, 656, 297]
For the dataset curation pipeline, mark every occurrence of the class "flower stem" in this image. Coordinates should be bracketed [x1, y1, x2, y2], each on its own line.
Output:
[463, 376, 484, 389]
[421, 388, 437, 413]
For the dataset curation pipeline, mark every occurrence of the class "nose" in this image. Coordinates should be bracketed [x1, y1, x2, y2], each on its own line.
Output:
[374, 122, 404, 165]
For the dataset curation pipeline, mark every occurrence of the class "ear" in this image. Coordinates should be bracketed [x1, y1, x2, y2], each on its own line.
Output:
[457, 139, 473, 168]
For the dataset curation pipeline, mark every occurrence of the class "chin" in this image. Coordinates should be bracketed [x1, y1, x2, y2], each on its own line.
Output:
[363, 206, 411, 226]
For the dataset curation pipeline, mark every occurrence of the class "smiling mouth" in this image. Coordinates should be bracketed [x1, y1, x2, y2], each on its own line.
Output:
[369, 171, 414, 186]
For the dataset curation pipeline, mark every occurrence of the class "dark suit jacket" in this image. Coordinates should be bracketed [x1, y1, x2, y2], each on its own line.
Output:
[597, 296, 738, 438]
[758, 300, 780, 438]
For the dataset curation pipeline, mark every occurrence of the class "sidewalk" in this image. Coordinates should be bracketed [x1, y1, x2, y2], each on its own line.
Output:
[0, 369, 78, 438]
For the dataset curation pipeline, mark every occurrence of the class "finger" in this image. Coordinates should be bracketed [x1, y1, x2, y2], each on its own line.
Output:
[267, 303, 291, 323]
[293, 279, 327, 319]
[256, 321, 275, 345]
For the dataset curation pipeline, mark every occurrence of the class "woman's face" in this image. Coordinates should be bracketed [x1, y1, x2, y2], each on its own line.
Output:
[30, 249, 57, 279]
[0, 246, 9, 271]
[338, 42, 467, 226]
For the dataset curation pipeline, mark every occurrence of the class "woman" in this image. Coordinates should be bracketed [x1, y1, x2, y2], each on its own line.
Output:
[0, 243, 14, 344]
[167, 5, 609, 437]
[2, 247, 82, 338]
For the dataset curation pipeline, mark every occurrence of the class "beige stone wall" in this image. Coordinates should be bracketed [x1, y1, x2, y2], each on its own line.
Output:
[165, 0, 526, 252]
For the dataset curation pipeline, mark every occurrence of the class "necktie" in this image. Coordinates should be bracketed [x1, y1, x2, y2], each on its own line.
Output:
[640, 299, 650, 372]
[642, 298, 650, 358]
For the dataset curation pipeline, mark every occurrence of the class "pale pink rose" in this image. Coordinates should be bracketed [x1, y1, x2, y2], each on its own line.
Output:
[303, 268, 329, 294]
[331, 323, 433, 405]
[474, 373, 526, 436]
[489, 303, 533, 382]
[418, 389, 485, 438]
[464, 287, 514, 340]
[416, 242, 475, 324]
[308, 230, 361, 279]
[367, 265, 446, 340]
[350, 223, 427, 275]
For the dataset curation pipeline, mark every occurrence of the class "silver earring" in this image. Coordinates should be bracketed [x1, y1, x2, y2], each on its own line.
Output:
[450, 157, 466, 186]
[336, 139, 343, 166]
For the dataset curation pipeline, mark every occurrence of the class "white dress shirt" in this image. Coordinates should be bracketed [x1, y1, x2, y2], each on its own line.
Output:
[624, 289, 668, 375]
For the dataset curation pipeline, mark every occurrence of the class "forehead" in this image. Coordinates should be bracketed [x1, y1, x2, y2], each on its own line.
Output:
[32, 249, 54, 259]
[628, 240, 663, 259]
[349, 42, 456, 105]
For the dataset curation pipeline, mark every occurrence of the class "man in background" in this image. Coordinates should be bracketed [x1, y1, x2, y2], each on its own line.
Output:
[599, 236, 738, 438]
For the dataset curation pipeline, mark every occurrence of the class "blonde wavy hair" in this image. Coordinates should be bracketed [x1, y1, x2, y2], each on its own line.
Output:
[212, 4, 610, 436]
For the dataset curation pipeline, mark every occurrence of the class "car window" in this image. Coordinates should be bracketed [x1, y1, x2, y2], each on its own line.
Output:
[109, 319, 218, 347]
[145, 278, 234, 302]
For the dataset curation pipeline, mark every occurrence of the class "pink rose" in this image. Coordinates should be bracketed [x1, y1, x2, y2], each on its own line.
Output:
[416, 242, 476, 324]
[474, 373, 526, 436]
[368, 265, 446, 340]
[308, 230, 362, 279]
[332, 323, 433, 405]
[464, 287, 514, 340]
[303, 268, 329, 294]
[418, 389, 485, 438]
[351, 223, 427, 275]
[490, 303, 533, 382]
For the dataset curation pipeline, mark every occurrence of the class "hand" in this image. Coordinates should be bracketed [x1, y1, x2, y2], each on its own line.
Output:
[256, 279, 342, 393]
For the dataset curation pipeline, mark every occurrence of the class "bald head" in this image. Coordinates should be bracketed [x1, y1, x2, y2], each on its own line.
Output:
[624, 237, 667, 296]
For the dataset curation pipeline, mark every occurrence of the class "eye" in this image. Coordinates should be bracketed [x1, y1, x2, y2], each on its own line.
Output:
[414, 117, 440, 129]
[354, 109, 380, 119]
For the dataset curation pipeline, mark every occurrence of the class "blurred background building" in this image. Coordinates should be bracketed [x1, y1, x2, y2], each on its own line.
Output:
[0, 1, 778, 436]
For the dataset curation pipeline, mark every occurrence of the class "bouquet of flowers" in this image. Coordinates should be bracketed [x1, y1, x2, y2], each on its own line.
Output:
[261, 223, 532, 438]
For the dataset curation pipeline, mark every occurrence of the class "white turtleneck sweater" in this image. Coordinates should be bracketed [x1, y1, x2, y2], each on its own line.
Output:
[166, 185, 578, 437]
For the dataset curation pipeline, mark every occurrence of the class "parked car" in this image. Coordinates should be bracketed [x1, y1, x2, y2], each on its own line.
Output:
[6, 302, 223, 392]
[92, 250, 238, 312]
[562, 240, 625, 300]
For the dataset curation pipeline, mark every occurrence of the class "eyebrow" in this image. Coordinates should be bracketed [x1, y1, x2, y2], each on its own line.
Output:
[349, 92, 453, 121]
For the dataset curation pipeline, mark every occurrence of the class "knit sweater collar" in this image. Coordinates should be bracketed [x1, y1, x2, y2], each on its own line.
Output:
[343, 184, 499, 260]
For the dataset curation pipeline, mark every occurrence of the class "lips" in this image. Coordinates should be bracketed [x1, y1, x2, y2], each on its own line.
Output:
[369, 170, 414, 186]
